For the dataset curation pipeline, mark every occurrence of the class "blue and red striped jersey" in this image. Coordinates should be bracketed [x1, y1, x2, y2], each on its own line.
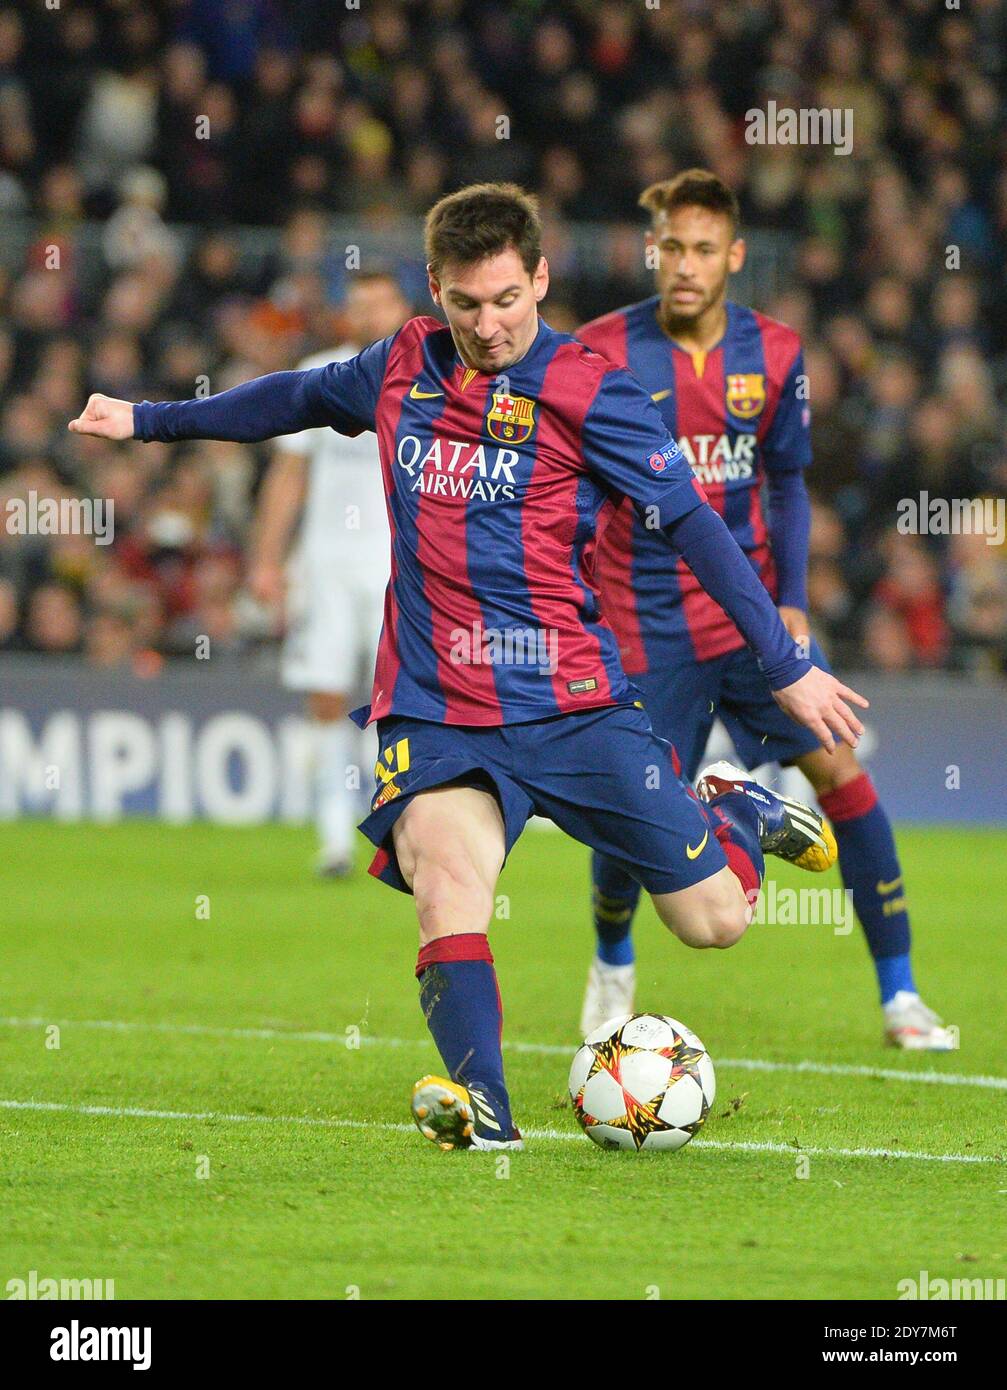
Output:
[315, 315, 704, 726]
[577, 297, 811, 671]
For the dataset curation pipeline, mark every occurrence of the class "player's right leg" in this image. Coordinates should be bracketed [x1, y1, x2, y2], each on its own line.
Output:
[525, 705, 760, 952]
[392, 784, 503, 945]
[649, 763, 839, 947]
[527, 705, 833, 958]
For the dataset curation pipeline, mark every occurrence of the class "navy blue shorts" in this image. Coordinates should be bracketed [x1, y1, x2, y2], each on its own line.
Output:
[633, 637, 829, 782]
[359, 704, 725, 896]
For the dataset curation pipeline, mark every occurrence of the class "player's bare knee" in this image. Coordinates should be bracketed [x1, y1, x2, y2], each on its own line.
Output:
[651, 875, 749, 949]
[412, 850, 494, 937]
[703, 902, 748, 948]
[797, 744, 862, 797]
[674, 904, 746, 949]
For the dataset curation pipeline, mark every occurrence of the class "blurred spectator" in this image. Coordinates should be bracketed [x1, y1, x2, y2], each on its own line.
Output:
[946, 529, 1007, 674]
[803, 344, 865, 510]
[101, 166, 180, 271]
[25, 583, 84, 655]
[862, 604, 916, 674]
[0, 575, 18, 650]
[84, 607, 137, 669]
[870, 534, 950, 668]
[0, 0, 1003, 677]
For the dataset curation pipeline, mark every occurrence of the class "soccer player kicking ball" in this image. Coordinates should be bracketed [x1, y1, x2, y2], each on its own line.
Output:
[576, 169, 952, 1051]
[70, 184, 868, 1151]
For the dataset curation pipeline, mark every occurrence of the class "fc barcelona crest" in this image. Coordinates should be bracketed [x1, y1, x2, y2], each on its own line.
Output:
[725, 373, 765, 420]
[487, 392, 536, 444]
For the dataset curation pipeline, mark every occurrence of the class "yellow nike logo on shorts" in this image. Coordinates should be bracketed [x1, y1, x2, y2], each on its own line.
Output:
[686, 829, 709, 860]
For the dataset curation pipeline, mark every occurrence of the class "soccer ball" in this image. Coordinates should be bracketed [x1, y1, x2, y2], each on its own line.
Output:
[568, 1012, 716, 1152]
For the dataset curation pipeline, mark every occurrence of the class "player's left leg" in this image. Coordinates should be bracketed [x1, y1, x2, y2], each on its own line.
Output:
[392, 784, 525, 1148]
[357, 718, 534, 1149]
[795, 744, 954, 1049]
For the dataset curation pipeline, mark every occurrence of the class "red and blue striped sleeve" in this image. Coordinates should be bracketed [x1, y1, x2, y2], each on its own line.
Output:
[762, 348, 812, 474]
[767, 471, 811, 611]
[762, 347, 812, 609]
[665, 505, 811, 690]
[133, 332, 399, 443]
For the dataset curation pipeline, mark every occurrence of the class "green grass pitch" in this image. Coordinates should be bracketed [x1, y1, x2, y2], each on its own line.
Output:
[1, 820, 1004, 1301]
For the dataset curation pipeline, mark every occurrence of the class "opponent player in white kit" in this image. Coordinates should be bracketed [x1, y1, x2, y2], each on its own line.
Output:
[249, 272, 412, 874]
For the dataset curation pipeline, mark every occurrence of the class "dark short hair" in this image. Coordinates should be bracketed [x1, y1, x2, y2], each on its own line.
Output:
[424, 182, 543, 277]
[639, 169, 741, 235]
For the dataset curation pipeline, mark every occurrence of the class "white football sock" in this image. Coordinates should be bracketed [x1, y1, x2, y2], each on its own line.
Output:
[315, 720, 354, 863]
[592, 959, 636, 980]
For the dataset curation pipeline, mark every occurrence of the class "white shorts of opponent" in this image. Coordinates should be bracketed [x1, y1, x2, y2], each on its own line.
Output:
[281, 553, 386, 697]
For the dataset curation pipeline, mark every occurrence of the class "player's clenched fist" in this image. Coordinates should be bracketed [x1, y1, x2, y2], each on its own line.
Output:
[773, 666, 869, 754]
[68, 394, 135, 441]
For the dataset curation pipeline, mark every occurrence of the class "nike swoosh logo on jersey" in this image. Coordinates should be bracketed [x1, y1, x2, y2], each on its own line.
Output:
[651, 388, 672, 402]
[686, 829, 709, 860]
[876, 876, 903, 894]
[409, 384, 444, 399]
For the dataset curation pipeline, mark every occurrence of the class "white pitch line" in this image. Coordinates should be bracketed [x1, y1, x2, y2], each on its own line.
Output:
[1, 1015, 1004, 1092]
[689, 1138, 1000, 1166]
[0, 1015, 361, 1046]
[0, 1098, 999, 1165]
[712, 1056, 1007, 1091]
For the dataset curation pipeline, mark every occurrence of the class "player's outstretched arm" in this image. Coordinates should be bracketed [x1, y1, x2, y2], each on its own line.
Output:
[69, 369, 341, 446]
[68, 335, 397, 447]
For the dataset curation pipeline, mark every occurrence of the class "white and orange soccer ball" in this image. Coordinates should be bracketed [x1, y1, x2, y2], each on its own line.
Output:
[568, 1013, 716, 1152]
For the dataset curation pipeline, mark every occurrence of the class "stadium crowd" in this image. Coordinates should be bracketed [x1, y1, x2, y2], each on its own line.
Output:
[0, 0, 1005, 675]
